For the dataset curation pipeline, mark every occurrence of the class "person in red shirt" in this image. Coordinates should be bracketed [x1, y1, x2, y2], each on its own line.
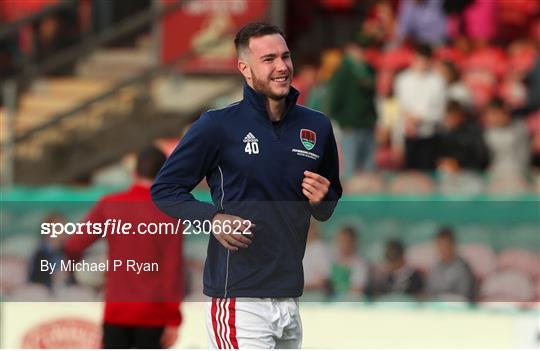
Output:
[64, 146, 183, 348]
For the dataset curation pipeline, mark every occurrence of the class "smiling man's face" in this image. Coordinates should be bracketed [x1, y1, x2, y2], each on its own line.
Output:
[238, 34, 293, 100]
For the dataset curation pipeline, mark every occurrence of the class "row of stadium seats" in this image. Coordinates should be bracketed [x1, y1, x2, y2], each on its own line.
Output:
[343, 171, 540, 195]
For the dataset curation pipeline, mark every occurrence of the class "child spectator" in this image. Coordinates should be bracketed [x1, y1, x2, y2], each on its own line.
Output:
[329, 226, 367, 298]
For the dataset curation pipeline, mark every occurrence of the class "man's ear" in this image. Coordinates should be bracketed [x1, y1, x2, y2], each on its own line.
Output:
[238, 59, 251, 82]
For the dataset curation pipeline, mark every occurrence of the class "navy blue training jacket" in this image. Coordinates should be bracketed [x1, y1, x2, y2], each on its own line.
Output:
[151, 84, 342, 298]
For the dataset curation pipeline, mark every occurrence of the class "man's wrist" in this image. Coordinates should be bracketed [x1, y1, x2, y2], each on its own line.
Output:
[212, 209, 225, 222]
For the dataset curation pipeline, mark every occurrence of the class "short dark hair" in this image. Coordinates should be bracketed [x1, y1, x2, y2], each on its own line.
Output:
[415, 43, 433, 58]
[446, 100, 466, 116]
[338, 225, 358, 242]
[385, 239, 404, 262]
[486, 97, 506, 111]
[136, 145, 166, 180]
[436, 226, 455, 243]
[442, 60, 460, 82]
[234, 22, 284, 56]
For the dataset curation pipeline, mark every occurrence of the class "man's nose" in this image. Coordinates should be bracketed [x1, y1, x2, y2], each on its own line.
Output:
[275, 58, 288, 72]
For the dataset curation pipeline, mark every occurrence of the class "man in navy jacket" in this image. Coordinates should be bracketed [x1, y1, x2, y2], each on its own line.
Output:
[152, 22, 342, 349]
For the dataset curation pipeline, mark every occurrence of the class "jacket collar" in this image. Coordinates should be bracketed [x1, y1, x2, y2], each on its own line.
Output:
[243, 83, 300, 115]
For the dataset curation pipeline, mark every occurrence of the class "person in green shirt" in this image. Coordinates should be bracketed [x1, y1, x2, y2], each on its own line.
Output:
[328, 35, 378, 177]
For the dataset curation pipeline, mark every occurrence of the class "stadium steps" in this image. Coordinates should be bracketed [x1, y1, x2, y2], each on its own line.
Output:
[7, 32, 243, 185]
[76, 47, 153, 80]
[13, 74, 242, 184]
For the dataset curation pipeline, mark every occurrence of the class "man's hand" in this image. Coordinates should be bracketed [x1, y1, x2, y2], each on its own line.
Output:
[302, 171, 330, 206]
[212, 213, 255, 251]
[160, 325, 178, 348]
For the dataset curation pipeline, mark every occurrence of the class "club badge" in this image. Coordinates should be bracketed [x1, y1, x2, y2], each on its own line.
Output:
[300, 129, 316, 151]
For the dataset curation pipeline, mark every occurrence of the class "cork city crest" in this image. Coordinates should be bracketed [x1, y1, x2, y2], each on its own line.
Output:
[300, 129, 316, 151]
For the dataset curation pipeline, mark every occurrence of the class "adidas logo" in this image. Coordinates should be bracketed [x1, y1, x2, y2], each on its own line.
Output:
[243, 132, 258, 143]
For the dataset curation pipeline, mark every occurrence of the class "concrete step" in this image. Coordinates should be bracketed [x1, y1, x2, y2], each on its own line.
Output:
[85, 48, 152, 66]
[152, 75, 242, 113]
[76, 60, 150, 80]
[30, 77, 115, 96]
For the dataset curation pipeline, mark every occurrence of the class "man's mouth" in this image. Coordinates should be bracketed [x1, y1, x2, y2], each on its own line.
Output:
[271, 76, 288, 83]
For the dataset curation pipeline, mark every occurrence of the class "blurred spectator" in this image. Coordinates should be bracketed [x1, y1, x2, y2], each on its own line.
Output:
[365, 239, 424, 299]
[395, 44, 447, 170]
[446, 0, 496, 44]
[363, 0, 397, 45]
[395, 0, 447, 46]
[427, 227, 476, 302]
[483, 98, 530, 177]
[28, 213, 68, 290]
[64, 146, 183, 348]
[303, 220, 331, 292]
[531, 113, 540, 170]
[305, 48, 342, 114]
[329, 226, 367, 298]
[523, 53, 540, 111]
[33, 7, 80, 75]
[328, 35, 377, 175]
[375, 85, 403, 170]
[496, 0, 540, 43]
[524, 20, 540, 114]
[292, 54, 321, 106]
[436, 60, 474, 109]
[435, 100, 489, 172]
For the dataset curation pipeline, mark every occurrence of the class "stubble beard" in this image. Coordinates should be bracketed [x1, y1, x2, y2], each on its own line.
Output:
[251, 69, 289, 101]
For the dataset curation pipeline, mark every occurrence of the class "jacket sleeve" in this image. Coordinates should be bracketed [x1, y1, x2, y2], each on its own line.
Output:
[151, 112, 221, 222]
[310, 121, 343, 221]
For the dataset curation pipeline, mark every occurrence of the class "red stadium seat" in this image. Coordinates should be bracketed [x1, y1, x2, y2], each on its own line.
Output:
[379, 46, 414, 71]
[463, 46, 508, 78]
[498, 249, 540, 280]
[343, 172, 385, 194]
[480, 269, 535, 303]
[54, 286, 98, 301]
[458, 244, 497, 279]
[486, 174, 531, 195]
[434, 46, 466, 67]
[0, 254, 28, 293]
[387, 172, 436, 194]
[438, 171, 484, 196]
[364, 48, 382, 69]
[507, 43, 536, 75]
[1, 235, 39, 259]
[6, 283, 51, 302]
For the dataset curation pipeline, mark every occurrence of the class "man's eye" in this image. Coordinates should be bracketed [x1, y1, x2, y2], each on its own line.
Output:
[264, 58, 272, 62]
